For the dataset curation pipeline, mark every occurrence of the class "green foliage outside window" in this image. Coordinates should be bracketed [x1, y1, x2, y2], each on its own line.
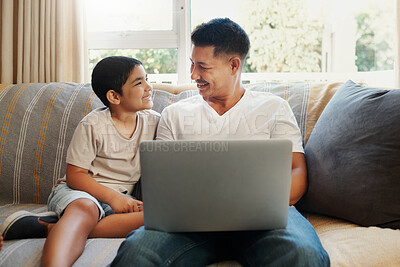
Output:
[89, 49, 178, 75]
[241, 0, 323, 72]
[355, 6, 394, 72]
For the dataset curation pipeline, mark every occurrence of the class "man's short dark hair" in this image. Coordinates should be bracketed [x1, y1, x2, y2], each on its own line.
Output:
[191, 18, 250, 60]
[91, 56, 142, 107]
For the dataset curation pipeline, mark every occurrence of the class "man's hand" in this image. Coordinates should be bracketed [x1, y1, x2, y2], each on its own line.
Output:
[108, 194, 143, 213]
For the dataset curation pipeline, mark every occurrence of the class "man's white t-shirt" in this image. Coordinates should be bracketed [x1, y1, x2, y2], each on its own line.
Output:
[156, 88, 303, 153]
[57, 107, 160, 194]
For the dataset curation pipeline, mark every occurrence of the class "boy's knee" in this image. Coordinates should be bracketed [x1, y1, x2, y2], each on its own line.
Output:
[67, 198, 100, 219]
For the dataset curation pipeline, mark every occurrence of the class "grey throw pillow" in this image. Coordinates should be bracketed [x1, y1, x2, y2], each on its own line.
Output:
[296, 80, 400, 229]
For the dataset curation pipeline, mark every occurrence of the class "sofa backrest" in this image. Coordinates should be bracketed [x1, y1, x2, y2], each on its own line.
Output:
[0, 81, 343, 205]
[0, 83, 104, 204]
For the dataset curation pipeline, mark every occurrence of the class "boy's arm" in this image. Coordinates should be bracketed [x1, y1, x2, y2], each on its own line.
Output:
[289, 152, 307, 205]
[66, 164, 142, 213]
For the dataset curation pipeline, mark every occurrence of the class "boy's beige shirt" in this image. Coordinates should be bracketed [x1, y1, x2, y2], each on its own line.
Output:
[57, 107, 160, 194]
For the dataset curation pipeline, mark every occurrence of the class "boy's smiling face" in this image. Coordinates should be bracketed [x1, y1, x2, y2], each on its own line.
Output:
[117, 64, 153, 113]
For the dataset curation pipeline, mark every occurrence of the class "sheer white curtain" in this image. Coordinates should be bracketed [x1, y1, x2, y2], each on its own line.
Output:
[0, 0, 88, 84]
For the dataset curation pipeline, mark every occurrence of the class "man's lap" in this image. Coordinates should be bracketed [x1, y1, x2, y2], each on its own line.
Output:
[232, 207, 329, 266]
[111, 207, 330, 267]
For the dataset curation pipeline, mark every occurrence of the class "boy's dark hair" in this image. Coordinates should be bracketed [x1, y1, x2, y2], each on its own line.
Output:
[191, 18, 250, 60]
[91, 56, 142, 107]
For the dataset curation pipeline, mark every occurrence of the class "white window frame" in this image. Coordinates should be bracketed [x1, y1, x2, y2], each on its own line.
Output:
[87, 0, 192, 84]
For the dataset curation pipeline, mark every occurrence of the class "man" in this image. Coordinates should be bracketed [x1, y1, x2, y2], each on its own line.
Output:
[111, 18, 330, 267]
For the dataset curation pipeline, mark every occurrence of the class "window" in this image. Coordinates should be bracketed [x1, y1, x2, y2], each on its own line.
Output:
[86, 0, 191, 84]
[86, 0, 395, 87]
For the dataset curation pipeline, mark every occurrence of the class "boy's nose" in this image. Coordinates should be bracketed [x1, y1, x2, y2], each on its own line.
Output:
[145, 80, 152, 91]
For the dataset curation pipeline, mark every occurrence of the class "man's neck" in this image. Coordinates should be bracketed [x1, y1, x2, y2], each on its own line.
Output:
[204, 85, 245, 116]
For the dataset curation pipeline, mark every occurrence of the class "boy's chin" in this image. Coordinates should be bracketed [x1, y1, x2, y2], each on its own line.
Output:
[144, 102, 153, 110]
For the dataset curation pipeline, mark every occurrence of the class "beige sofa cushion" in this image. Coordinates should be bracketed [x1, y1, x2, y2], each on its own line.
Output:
[307, 213, 400, 267]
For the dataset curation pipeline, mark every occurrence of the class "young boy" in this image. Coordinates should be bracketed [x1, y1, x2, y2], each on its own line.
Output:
[0, 56, 160, 266]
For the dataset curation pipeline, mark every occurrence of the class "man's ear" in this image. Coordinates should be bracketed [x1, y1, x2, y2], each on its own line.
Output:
[106, 90, 120, 105]
[230, 57, 241, 74]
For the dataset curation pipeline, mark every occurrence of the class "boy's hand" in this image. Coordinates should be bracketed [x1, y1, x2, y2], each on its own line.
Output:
[109, 194, 143, 214]
[66, 164, 144, 213]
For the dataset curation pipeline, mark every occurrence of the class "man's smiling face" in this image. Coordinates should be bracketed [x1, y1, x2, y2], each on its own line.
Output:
[190, 46, 234, 99]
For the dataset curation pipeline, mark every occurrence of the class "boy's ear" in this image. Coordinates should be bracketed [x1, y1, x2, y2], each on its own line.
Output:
[106, 90, 120, 105]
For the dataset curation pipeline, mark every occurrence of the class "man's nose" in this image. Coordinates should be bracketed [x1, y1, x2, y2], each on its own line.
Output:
[190, 65, 199, 81]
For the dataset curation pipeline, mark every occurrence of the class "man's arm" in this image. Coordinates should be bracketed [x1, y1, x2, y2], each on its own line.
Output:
[289, 152, 307, 205]
[66, 164, 142, 213]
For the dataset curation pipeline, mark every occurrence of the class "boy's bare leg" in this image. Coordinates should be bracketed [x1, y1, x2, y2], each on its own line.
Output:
[45, 212, 144, 239]
[44, 211, 143, 237]
[88, 212, 144, 238]
[41, 198, 99, 267]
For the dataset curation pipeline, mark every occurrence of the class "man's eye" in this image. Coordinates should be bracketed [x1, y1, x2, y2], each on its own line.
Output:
[199, 65, 206, 70]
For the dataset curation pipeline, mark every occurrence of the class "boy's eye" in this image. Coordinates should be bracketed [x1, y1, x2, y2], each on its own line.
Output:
[135, 76, 149, 86]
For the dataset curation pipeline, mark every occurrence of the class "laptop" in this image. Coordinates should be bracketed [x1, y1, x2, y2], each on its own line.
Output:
[139, 139, 293, 232]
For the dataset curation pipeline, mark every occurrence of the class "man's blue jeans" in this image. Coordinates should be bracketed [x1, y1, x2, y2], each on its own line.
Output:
[111, 207, 330, 267]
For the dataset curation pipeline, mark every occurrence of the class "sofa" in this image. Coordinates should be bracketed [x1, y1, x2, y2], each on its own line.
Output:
[0, 80, 399, 267]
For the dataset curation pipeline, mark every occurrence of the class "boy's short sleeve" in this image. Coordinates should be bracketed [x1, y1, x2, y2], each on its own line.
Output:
[66, 120, 97, 170]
